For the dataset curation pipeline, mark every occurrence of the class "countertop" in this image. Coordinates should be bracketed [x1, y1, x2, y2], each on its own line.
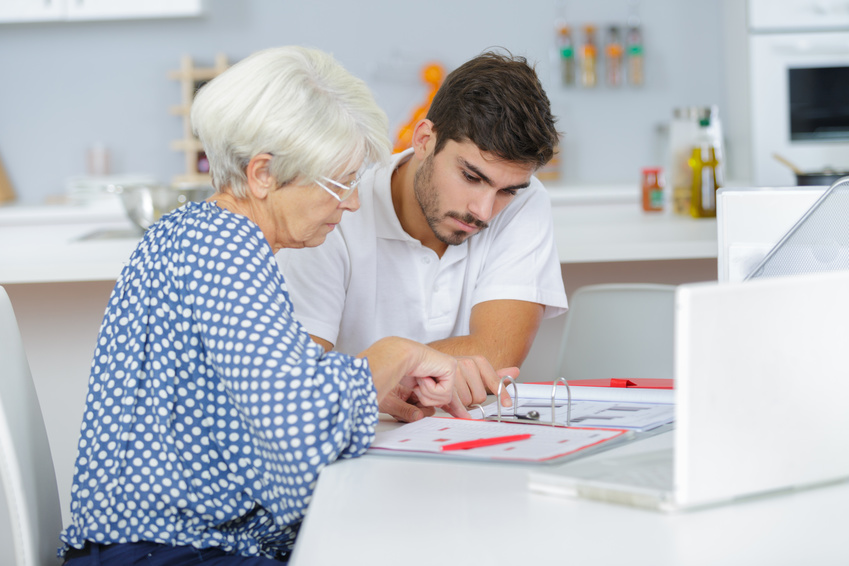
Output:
[0, 187, 718, 285]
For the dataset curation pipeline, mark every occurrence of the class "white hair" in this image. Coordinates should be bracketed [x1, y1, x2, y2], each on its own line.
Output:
[191, 46, 390, 197]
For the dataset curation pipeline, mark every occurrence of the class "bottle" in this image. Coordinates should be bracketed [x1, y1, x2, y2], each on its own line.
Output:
[641, 167, 664, 212]
[705, 105, 726, 187]
[580, 25, 598, 88]
[668, 107, 700, 215]
[556, 23, 576, 86]
[688, 118, 721, 218]
[626, 24, 644, 86]
[605, 26, 624, 87]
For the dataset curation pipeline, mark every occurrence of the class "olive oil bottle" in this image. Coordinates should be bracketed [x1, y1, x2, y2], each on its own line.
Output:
[689, 117, 721, 218]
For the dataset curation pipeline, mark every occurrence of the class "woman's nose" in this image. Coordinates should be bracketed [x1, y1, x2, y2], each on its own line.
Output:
[341, 188, 360, 212]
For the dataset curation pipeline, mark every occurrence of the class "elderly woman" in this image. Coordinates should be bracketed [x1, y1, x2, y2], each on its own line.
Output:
[59, 46, 472, 565]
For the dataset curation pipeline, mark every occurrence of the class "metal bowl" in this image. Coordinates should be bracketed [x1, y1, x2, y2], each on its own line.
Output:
[110, 183, 214, 230]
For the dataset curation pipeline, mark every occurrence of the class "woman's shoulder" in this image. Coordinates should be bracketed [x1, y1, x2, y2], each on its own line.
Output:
[157, 201, 262, 243]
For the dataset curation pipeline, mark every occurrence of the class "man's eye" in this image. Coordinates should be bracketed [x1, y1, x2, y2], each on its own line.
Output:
[462, 171, 480, 183]
[501, 188, 518, 196]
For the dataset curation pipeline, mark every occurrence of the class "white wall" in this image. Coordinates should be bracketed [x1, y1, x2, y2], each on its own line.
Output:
[0, 0, 739, 205]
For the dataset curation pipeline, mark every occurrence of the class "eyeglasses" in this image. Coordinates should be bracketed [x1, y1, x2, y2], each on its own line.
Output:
[315, 170, 365, 202]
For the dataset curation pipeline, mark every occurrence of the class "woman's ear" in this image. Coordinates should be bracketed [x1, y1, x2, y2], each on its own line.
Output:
[245, 153, 276, 200]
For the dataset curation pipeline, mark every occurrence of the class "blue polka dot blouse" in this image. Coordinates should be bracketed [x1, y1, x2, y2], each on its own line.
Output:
[60, 201, 379, 559]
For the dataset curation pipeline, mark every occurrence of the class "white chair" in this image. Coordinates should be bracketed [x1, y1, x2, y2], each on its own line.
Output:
[555, 283, 676, 382]
[0, 286, 63, 565]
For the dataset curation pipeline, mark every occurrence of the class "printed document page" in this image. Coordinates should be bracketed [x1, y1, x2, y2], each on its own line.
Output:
[369, 417, 628, 463]
[476, 399, 674, 432]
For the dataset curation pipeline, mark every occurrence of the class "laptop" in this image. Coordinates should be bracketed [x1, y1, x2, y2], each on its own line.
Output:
[529, 271, 849, 512]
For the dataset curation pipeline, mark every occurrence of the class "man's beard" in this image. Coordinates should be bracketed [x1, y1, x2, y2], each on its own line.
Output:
[414, 153, 488, 246]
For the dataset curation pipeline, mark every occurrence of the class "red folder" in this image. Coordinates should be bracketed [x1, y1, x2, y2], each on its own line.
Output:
[529, 378, 674, 390]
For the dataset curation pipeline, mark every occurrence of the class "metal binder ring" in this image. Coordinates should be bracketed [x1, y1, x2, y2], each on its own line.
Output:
[553, 377, 572, 427]
[471, 403, 486, 419]
[496, 375, 518, 423]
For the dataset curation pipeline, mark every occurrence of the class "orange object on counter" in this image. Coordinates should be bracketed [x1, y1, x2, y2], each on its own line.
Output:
[641, 167, 664, 212]
[393, 62, 445, 153]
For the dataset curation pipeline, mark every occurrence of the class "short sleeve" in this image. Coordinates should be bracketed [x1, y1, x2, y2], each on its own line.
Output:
[470, 181, 568, 318]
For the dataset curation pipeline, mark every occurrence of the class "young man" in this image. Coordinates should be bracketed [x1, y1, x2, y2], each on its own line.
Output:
[277, 51, 568, 421]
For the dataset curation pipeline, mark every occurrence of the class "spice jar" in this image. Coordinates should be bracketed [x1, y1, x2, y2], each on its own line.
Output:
[641, 167, 664, 212]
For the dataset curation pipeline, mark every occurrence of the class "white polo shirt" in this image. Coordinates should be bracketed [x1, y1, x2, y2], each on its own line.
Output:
[276, 149, 568, 356]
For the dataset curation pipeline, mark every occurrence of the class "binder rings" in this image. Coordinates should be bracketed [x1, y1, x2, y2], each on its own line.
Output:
[472, 379, 675, 432]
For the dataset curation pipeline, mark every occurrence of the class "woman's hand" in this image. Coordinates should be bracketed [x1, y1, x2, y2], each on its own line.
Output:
[360, 337, 470, 421]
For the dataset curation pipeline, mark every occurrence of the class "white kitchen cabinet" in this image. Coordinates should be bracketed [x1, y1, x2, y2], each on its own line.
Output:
[749, 0, 849, 31]
[66, 0, 202, 21]
[0, 0, 64, 22]
[0, 0, 202, 23]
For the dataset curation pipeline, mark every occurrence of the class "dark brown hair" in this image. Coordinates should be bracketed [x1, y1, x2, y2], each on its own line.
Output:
[426, 50, 559, 169]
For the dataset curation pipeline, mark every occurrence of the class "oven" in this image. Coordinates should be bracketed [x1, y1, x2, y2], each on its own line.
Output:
[749, 0, 849, 186]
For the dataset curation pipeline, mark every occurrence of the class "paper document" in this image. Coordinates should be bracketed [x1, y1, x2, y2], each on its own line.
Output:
[368, 417, 630, 463]
[476, 398, 675, 432]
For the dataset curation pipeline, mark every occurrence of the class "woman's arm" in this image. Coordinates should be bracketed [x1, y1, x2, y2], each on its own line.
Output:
[358, 336, 469, 418]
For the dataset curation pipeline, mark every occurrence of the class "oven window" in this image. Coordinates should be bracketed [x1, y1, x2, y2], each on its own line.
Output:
[788, 66, 849, 142]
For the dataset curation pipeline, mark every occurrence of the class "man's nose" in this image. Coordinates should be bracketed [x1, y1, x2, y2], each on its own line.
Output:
[468, 190, 496, 223]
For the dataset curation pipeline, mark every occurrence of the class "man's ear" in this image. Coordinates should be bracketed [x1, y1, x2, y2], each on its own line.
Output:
[411, 119, 436, 160]
[245, 153, 275, 200]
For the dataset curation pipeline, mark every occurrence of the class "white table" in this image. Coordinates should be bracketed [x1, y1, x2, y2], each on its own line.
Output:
[290, 428, 849, 566]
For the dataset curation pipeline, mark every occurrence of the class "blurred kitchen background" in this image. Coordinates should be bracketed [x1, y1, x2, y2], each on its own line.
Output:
[0, 0, 752, 204]
[9, 0, 849, 528]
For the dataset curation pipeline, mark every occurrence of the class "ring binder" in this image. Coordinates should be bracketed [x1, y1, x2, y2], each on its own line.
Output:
[369, 379, 644, 463]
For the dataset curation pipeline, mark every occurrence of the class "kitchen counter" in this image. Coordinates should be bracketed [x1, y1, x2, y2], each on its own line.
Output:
[0, 187, 717, 285]
[0, 198, 139, 284]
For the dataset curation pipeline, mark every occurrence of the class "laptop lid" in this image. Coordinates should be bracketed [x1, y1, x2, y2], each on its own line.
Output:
[529, 271, 849, 511]
[675, 270, 849, 509]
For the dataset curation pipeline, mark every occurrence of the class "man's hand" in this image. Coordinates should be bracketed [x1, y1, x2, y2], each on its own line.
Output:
[454, 355, 518, 408]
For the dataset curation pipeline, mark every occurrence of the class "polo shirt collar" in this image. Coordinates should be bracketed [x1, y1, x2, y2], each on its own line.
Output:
[374, 149, 417, 242]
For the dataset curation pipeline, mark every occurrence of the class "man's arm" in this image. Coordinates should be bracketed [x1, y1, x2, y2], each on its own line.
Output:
[428, 299, 545, 405]
[316, 299, 542, 421]
[429, 299, 544, 367]
[310, 334, 334, 352]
